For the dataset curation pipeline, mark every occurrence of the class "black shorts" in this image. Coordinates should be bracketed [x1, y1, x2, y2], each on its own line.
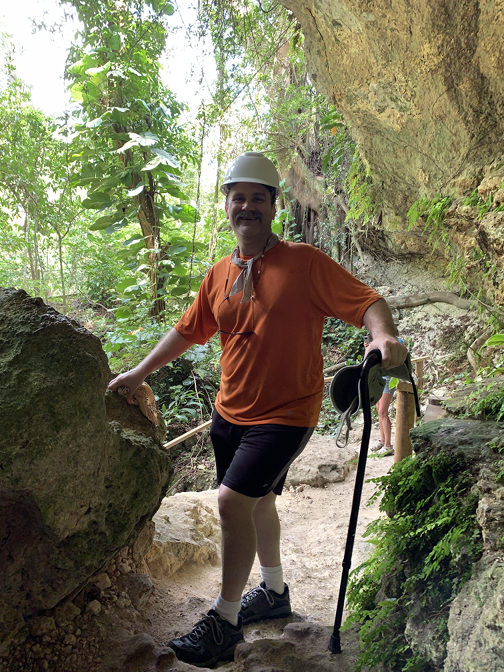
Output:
[210, 410, 314, 498]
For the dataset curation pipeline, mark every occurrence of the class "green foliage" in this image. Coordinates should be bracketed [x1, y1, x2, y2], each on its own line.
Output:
[320, 108, 347, 174]
[322, 318, 366, 362]
[470, 386, 504, 421]
[407, 195, 453, 247]
[467, 331, 504, 419]
[344, 450, 482, 671]
[96, 311, 220, 425]
[0, 65, 95, 306]
[318, 320, 366, 434]
[345, 148, 382, 227]
[62, 0, 200, 316]
[462, 189, 494, 219]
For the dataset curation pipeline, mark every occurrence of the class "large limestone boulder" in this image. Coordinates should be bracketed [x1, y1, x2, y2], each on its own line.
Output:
[145, 493, 221, 578]
[282, 0, 504, 219]
[285, 433, 356, 487]
[0, 288, 172, 654]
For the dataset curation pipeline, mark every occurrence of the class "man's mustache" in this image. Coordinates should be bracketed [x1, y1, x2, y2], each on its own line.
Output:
[236, 211, 262, 221]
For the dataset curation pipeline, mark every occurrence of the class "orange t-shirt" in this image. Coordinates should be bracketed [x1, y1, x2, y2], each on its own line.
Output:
[174, 241, 381, 426]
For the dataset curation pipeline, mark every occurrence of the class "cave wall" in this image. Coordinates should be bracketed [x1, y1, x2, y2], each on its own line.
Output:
[281, 0, 504, 219]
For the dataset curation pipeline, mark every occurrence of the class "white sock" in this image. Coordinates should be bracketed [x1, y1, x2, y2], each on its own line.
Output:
[213, 593, 241, 626]
[260, 564, 284, 595]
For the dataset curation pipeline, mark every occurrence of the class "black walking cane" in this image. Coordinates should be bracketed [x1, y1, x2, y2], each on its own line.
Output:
[328, 349, 382, 654]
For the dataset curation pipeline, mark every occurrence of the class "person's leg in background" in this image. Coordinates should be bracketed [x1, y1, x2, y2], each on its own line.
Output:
[376, 391, 393, 453]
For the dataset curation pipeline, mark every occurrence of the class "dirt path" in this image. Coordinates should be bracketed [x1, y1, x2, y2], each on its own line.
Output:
[143, 428, 393, 662]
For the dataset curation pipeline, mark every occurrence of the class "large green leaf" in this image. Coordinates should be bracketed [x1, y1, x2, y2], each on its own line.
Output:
[89, 216, 113, 231]
[169, 244, 188, 255]
[86, 116, 103, 129]
[85, 63, 111, 76]
[127, 183, 145, 197]
[108, 33, 121, 50]
[85, 191, 113, 204]
[70, 81, 100, 103]
[116, 241, 145, 258]
[116, 277, 139, 292]
[82, 197, 113, 210]
[104, 218, 130, 233]
[170, 286, 189, 296]
[486, 334, 504, 347]
[165, 185, 190, 200]
[142, 156, 162, 171]
[172, 264, 188, 277]
[166, 203, 199, 223]
[114, 307, 133, 319]
[116, 132, 159, 153]
[152, 147, 177, 166]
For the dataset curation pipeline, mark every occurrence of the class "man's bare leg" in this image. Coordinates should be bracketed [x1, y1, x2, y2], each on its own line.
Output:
[253, 491, 281, 567]
[218, 484, 260, 602]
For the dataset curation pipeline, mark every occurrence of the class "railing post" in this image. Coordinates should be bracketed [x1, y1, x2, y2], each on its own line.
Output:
[394, 381, 415, 463]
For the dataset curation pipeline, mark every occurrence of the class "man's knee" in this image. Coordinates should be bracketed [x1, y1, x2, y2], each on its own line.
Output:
[218, 485, 257, 525]
[253, 491, 277, 518]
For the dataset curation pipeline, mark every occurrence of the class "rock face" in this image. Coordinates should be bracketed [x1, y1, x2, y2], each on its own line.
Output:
[444, 557, 504, 672]
[389, 418, 504, 671]
[0, 288, 172, 654]
[281, 0, 504, 218]
[145, 493, 221, 579]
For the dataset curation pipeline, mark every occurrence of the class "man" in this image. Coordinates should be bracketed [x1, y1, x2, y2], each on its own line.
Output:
[108, 151, 407, 667]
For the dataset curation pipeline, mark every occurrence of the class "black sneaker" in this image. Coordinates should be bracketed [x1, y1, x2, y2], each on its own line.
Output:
[240, 581, 292, 625]
[166, 609, 244, 668]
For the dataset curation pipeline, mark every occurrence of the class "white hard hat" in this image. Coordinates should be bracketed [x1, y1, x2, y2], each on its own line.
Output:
[220, 151, 280, 196]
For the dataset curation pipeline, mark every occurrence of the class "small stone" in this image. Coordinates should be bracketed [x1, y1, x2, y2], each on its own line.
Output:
[29, 616, 57, 637]
[86, 600, 102, 615]
[93, 572, 112, 591]
[64, 634, 77, 646]
[494, 189, 504, 205]
[54, 602, 81, 626]
[118, 561, 131, 574]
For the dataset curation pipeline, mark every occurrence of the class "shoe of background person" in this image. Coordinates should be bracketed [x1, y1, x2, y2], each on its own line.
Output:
[166, 609, 244, 668]
[376, 445, 394, 456]
[240, 581, 292, 625]
[370, 440, 385, 452]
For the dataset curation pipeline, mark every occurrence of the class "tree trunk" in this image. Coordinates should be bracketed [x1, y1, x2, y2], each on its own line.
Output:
[56, 232, 67, 311]
[23, 212, 36, 283]
[133, 172, 166, 318]
[209, 125, 225, 262]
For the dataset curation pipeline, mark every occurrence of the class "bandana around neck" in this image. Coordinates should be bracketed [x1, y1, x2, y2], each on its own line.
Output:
[229, 234, 279, 303]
